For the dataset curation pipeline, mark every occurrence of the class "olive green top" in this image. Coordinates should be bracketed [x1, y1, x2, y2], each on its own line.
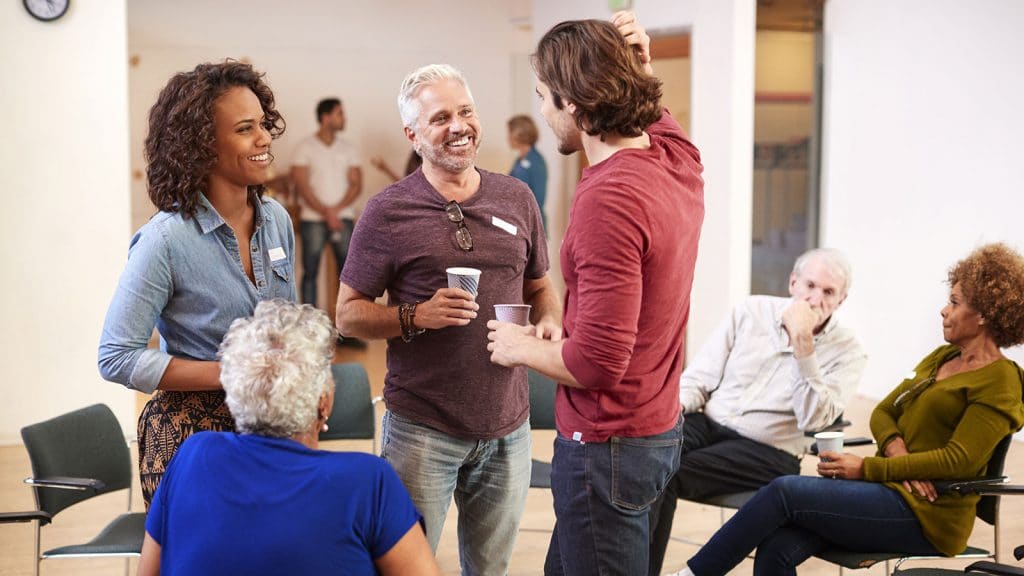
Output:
[864, 344, 1024, 556]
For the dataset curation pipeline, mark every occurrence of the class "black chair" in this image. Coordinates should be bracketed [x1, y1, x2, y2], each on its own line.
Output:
[528, 369, 558, 489]
[320, 363, 383, 454]
[0, 403, 145, 576]
[814, 433, 1015, 574]
[955, 545, 1024, 576]
[889, 483, 1024, 576]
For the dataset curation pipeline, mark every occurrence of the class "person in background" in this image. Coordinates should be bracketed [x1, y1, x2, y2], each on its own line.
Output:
[137, 299, 440, 576]
[674, 242, 1024, 576]
[370, 150, 422, 184]
[508, 114, 548, 233]
[291, 97, 364, 348]
[98, 61, 295, 507]
[648, 247, 866, 575]
[336, 63, 561, 575]
[488, 12, 705, 575]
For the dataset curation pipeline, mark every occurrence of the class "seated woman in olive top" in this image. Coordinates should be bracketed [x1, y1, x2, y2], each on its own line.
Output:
[675, 243, 1024, 576]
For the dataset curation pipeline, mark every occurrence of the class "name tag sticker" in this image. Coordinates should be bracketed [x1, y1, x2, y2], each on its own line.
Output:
[268, 247, 286, 262]
[491, 216, 517, 236]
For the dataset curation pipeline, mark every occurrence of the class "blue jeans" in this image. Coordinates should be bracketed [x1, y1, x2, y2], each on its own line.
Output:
[299, 219, 352, 306]
[688, 475, 939, 576]
[381, 411, 531, 576]
[545, 416, 683, 576]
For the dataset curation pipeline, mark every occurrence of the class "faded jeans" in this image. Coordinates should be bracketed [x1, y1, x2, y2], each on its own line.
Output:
[299, 218, 352, 306]
[381, 411, 531, 576]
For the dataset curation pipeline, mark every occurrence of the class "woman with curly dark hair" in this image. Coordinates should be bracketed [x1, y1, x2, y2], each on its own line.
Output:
[98, 61, 295, 507]
[670, 242, 1024, 576]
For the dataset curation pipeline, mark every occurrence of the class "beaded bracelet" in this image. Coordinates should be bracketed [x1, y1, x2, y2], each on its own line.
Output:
[398, 302, 426, 343]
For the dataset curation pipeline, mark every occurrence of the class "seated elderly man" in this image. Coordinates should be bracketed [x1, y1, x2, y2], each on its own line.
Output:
[648, 248, 867, 575]
[138, 299, 440, 576]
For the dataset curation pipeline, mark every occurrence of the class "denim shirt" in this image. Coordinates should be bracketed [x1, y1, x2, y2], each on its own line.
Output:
[98, 194, 296, 393]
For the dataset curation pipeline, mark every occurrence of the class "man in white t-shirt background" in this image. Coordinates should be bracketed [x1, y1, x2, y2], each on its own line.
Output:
[292, 97, 364, 346]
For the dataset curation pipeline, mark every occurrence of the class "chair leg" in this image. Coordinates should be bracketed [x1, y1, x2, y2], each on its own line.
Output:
[33, 520, 41, 576]
[995, 512, 1001, 563]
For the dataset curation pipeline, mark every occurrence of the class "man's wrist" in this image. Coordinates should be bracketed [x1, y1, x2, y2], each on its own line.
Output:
[791, 332, 814, 358]
[398, 303, 426, 342]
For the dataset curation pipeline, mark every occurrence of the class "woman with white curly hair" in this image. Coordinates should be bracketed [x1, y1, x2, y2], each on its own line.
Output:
[138, 299, 440, 576]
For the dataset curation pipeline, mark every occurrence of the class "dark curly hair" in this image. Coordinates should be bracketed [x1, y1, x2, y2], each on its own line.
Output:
[144, 61, 286, 218]
[532, 19, 662, 140]
[948, 242, 1024, 348]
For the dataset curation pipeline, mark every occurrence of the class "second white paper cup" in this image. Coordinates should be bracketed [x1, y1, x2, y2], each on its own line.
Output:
[494, 304, 531, 326]
[814, 431, 844, 458]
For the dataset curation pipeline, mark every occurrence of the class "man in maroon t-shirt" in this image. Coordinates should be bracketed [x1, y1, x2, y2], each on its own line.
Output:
[336, 64, 561, 574]
[487, 13, 704, 575]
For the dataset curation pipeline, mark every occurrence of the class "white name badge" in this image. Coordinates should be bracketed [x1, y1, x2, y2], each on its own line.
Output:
[268, 247, 287, 262]
[491, 216, 517, 236]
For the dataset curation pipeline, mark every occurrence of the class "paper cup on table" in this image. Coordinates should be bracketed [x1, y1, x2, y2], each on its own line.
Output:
[446, 267, 481, 297]
[494, 304, 532, 326]
[814, 431, 844, 460]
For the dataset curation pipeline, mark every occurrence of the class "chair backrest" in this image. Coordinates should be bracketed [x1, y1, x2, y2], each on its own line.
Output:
[978, 433, 1014, 525]
[20, 403, 131, 518]
[528, 369, 557, 431]
[321, 363, 375, 442]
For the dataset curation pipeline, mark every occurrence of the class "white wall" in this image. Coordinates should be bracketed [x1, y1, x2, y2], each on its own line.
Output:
[821, 0, 1024, 400]
[0, 1, 133, 443]
[687, 0, 756, 355]
[531, 0, 756, 359]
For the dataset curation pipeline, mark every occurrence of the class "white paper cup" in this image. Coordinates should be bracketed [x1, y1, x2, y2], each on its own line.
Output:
[814, 431, 844, 460]
[494, 304, 532, 326]
[446, 267, 481, 297]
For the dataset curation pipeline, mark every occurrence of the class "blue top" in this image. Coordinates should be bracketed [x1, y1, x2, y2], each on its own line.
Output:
[98, 195, 296, 393]
[146, 432, 423, 575]
[509, 146, 548, 232]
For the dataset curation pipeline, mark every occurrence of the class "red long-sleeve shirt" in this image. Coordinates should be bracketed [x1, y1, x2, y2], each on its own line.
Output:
[558, 110, 704, 442]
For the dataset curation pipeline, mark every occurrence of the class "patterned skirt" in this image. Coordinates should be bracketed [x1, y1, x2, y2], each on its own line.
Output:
[137, 390, 235, 507]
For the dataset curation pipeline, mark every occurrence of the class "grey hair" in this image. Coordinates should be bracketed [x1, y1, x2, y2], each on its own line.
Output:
[792, 247, 853, 295]
[397, 64, 474, 130]
[218, 299, 337, 438]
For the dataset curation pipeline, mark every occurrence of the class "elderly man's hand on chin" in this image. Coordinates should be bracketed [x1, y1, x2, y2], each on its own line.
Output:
[781, 300, 822, 358]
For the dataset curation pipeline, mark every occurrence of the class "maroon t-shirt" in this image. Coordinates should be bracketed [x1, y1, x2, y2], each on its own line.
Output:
[341, 168, 549, 440]
[558, 109, 705, 442]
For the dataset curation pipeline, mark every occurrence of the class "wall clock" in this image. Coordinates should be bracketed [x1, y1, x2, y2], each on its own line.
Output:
[24, 0, 70, 22]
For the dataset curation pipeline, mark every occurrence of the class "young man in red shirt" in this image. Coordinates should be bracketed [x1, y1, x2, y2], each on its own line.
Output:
[488, 12, 705, 575]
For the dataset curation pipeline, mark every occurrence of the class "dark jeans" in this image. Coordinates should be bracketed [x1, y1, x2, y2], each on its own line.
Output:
[299, 219, 353, 306]
[649, 413, 799, 575]
[545, 416, 683, 576]
[688, 475, 939, 576]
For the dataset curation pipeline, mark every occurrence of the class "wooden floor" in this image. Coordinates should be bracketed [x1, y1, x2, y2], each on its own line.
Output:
[2, 338, 1023, 575]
